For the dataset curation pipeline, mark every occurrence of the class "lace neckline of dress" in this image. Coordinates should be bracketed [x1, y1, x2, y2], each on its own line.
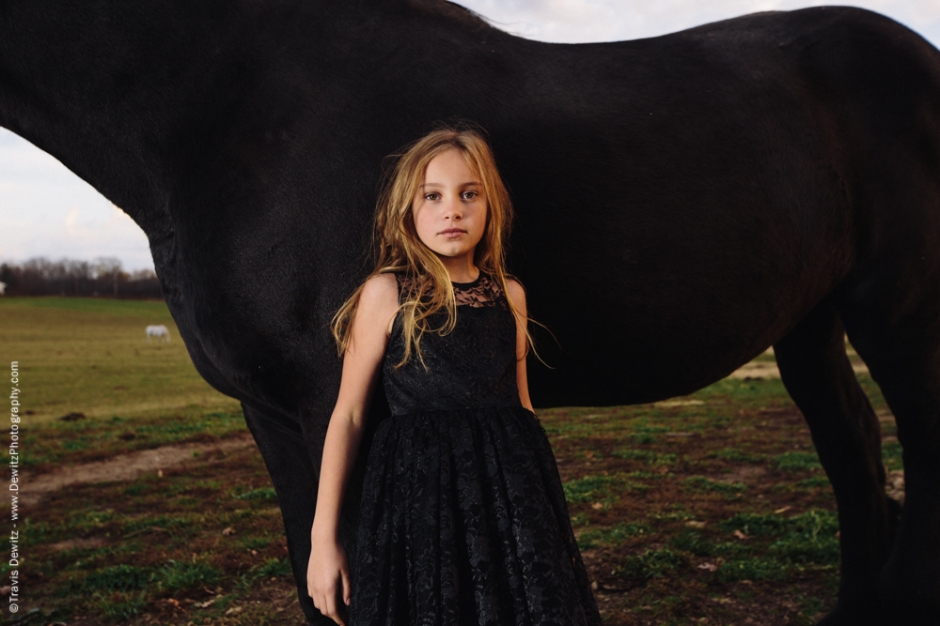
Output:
[453, 272, 505, 308]
[395, 271, 505, 309]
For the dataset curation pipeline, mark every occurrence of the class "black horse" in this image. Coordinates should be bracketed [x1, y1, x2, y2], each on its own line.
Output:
[3, 1, 939, 623]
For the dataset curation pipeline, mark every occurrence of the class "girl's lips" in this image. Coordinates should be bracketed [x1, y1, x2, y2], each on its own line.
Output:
[440, 229, 466, 235]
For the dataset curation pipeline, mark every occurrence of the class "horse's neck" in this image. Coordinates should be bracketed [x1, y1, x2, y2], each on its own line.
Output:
[1, 2, 199, 226]
[0, 0, 505, 235]
[0, 2, 339, 226]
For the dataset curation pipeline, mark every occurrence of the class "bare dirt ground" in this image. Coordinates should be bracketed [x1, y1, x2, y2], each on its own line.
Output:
[20, 433, 256, 507]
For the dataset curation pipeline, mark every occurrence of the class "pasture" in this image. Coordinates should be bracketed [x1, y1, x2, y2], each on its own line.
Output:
[0, 297, 897, 625]
[0, 297, 242, 424]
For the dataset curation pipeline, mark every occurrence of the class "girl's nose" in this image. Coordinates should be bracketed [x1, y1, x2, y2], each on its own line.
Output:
[443, 198, 463, 220]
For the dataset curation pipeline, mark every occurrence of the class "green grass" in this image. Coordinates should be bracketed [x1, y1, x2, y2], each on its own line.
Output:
[157, 560, 224, 592]
[0, 296, 240, 424]
[247, 557, 292, 580]
[882, 441, 903, 471]
[234, 487, 279, 502]
[718, 512, 797, 537]
[715, 557, 791, 583]
[57, 558, 225, 597]
[63, 564, 152, 593]
[93, 590, 150, 621]
[718, 510, 839, 564]
[122, 514, 194, 537]
[0, 296, 171, 317]
[798, 476, 832, 489]
[663, 510, 839, 585]
[682, 476, 747, 494]
[773, 451, 823, 472]
[239, 536, 275, 551]
[577, 522, 652, 549]
[563, 472, 651, 506]
[9, 407, 246, 471]
[618, 549, 688, 582]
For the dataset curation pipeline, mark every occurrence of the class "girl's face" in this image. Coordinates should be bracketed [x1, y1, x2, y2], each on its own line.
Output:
[412, 148, 487, 265]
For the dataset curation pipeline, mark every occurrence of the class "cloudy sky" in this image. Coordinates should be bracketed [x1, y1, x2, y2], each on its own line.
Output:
[1, 0, 938, 272]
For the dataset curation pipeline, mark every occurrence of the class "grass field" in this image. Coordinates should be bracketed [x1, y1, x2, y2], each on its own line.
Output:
[0, 297, 898, 625]
[0, 297, 242, 423]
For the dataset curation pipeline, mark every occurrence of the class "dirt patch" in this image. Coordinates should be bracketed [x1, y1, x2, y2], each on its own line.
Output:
[723, 465, 768, 483]
[21, 433, 256, 506]
[653, 400, 704, 408]
[886, 470, 906, 504]
[47, 537, 108, 552]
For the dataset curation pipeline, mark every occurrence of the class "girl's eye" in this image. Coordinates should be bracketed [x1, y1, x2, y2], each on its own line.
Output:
[462, 191, 478, 200]
[425, 193, 440, 201]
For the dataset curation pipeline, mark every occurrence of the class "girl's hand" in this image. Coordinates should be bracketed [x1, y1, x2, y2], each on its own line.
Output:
[307, 536, 351, 625]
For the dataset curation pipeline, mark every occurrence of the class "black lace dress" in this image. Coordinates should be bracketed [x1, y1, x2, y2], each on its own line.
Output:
[350, 272, 602, 626]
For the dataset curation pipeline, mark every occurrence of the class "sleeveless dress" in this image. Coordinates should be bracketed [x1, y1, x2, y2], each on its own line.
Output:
[350, 272, 602, 626]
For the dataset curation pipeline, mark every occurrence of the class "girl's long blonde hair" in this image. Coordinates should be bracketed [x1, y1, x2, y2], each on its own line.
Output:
[331, 125, 537, 368]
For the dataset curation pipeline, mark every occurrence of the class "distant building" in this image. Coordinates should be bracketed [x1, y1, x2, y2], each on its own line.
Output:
[0, 281, 6, 296]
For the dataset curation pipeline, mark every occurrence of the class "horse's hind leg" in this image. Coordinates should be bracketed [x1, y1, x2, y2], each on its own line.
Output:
[842, 302, 940, 624]
[774, 299, 895, 626]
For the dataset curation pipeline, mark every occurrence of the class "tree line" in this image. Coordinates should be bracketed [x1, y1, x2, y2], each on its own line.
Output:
[0, 257, 163, 299]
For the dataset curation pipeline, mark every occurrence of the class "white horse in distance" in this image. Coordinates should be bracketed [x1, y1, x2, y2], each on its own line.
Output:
[145, 324, 170, 342]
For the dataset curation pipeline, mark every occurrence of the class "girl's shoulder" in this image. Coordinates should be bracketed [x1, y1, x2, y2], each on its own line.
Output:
[504, 276, 525, 304]
[362, 271, 398, 291]
[500, 276, 527, 316]
[360, 273, 399, 310]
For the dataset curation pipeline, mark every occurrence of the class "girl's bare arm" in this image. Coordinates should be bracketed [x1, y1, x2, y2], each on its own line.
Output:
[507, 279, 535, 413]
[307, 273, 398, 625]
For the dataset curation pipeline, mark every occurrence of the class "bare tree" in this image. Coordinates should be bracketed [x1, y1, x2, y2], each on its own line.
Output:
[0, 257, 161, 298]
[93, 256, 122, 297]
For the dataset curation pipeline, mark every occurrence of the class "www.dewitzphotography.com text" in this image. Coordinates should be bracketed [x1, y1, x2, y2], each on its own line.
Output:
[8, 361, 21, 615]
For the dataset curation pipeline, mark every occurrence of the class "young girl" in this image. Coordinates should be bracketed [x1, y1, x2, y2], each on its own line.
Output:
[306, 126, 602, 626]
